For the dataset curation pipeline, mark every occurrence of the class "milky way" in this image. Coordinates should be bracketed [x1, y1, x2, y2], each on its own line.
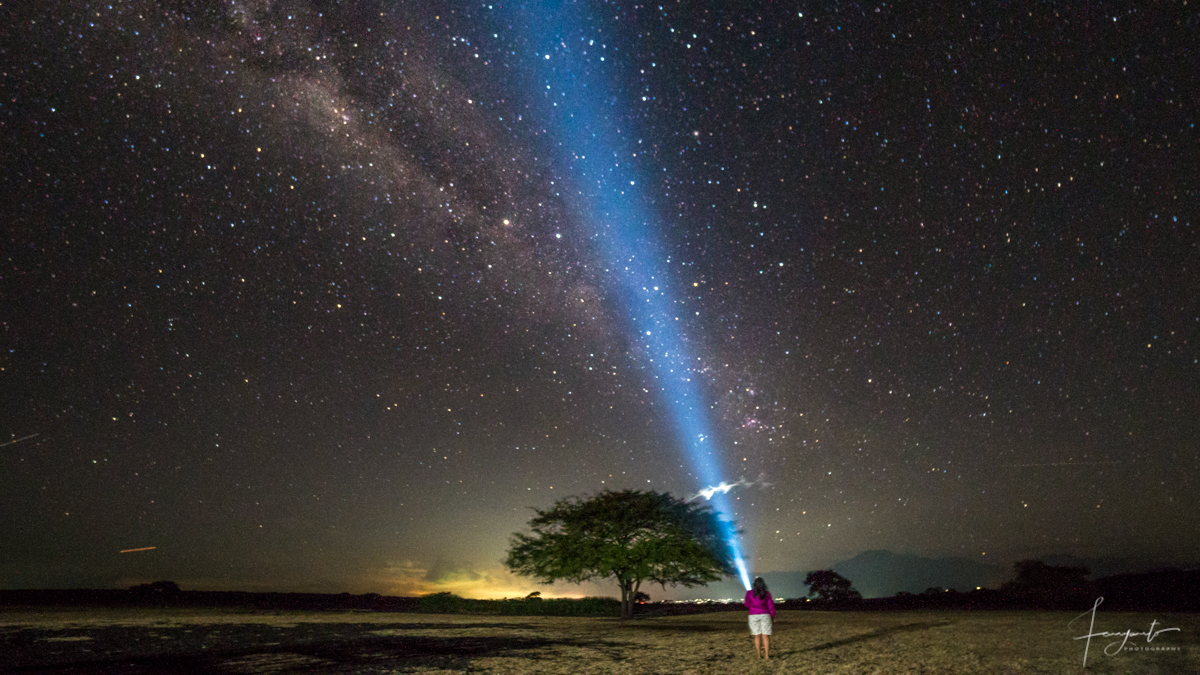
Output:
[2, 0, 1197, 598]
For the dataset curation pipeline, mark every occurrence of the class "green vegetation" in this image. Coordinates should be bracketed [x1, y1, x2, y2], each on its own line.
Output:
[505, 490, 736, 618]
[804, 570, 863, 604]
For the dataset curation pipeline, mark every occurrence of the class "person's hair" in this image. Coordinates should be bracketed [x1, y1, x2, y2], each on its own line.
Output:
[752, 576, 768, 600]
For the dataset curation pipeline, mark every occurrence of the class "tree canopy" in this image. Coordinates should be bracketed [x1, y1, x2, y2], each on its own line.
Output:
[804, 569, 862, 604]
[1001, 559, 1092, 607]
[504, 489, 736, 618]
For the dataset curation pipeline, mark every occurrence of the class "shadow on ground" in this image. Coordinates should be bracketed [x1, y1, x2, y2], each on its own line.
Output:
[1, 622, 587, 674]
[800, 621, 956, 653]
[623, 622, 731, 633]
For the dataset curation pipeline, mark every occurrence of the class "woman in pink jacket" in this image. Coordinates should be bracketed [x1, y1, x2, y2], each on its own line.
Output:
[744, 576, 775, 660]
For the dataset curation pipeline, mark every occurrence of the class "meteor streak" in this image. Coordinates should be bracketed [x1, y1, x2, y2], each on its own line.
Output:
[119, 547, 157, 553]
[0, 433, 39, 448]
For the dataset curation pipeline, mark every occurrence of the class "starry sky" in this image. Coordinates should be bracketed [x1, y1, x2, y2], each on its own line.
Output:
[3, 0, 1197, 599]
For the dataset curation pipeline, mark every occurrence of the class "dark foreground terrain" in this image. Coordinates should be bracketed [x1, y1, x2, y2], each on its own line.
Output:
[2, 606, 1197, 674]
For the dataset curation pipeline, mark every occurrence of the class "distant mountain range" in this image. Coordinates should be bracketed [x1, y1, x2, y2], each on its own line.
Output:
[831, 550, 1007, 598]
[749, 550, 1197, 600]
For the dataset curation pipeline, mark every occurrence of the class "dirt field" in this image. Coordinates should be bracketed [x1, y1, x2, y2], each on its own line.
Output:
[1, 606, 1196, 674]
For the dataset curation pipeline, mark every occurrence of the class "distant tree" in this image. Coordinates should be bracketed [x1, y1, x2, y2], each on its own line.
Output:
[505, 490, 736, 619]
[1002, 559, 1091, 606]
[634, 591, 651, 604]
[129, 580, 181, 595]
[804, 570, 862, 604]
[417, 591, 463, 613]
[524, 591, 543, 601]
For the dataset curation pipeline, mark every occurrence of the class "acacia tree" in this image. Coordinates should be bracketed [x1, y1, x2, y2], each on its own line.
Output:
[804, 569, 862, 604]
[505, 490, 736, 619]
[1001, 559, 1091, 606]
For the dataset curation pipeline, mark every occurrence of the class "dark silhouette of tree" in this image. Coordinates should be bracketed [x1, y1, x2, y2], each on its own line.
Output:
[505, 490, 735, 619]
[634, 591, 651, 603]
[1002, 559, 1091, 606]
[129, 580, 181, 595]
[804, 570, 862, 604]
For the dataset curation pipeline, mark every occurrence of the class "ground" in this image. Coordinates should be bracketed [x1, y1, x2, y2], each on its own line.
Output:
[1, 607, 1196, 674]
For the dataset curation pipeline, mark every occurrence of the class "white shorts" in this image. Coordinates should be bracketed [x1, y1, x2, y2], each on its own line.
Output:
[748, 614, 773, 635]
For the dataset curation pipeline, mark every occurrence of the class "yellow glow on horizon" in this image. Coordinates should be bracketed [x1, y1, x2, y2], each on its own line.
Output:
[369, 559, 616, 601]
[435, 587, 591, 601]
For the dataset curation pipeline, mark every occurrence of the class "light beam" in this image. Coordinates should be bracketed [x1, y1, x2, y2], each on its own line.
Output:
[510, 2, 752, 590]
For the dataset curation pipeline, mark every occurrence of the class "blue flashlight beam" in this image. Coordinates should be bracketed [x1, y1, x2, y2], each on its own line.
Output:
[512, 2, 752, 590]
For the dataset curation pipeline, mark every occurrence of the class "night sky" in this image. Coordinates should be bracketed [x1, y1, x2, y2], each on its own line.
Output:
[3, 0, 1197, 600]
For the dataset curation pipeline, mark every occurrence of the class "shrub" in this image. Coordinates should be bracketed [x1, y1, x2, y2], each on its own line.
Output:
[417, 591, 464, 614]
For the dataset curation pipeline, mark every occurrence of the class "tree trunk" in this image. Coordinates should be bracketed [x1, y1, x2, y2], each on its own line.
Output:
[619, 578, 633, 619]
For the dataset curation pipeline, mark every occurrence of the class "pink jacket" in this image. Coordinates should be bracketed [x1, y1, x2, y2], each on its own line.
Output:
[744, 590, 775, 618]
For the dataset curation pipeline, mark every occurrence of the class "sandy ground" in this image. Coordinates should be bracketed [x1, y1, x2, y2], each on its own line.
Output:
[1, 606, 1196, 674]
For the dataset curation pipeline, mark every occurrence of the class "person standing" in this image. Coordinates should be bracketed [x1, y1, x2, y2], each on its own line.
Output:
[744, 576, 775, 660]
